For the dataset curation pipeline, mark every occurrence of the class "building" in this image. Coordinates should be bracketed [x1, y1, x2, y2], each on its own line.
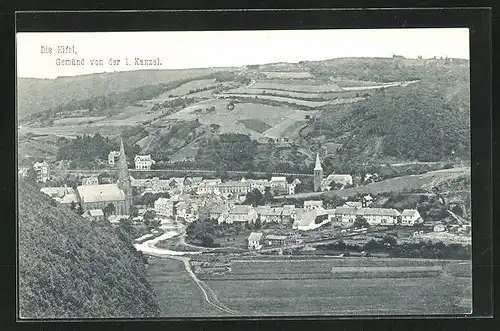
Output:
[196, 179, 222, 195]
[209, 203, 231, 221]
[334, 207, 401, 225]
[82, 176, 99, 186]
[401, 209, 422, 226]
[256, 206, 283, 223]
[266, 234, 287, 247]
[134, 154, 156, 170]
[154, 197, 176, 217]
[293, 207, 330, 231]
[270, 176, 287, 194]
[225, 205, 258, 224]
[219, 181, 252, 196]
[433, 224, 446, 232]
[76, 184, 127, 215]
[322, 174, 353, 190]
[287, 178, 301, 195]
[248, 232, 263, 250]
[304, 200, 323, 211]
[77, 138, 133, 215]
[343, 201, 362, 208]
[40, 186, 78, 206]
[82, 209, 105, 222]
[313, 153, 323, 192]
[108, 151, 120, 166]
[117, 138, 133, 215]
[33, 161, 50, 183]
[281, 205, 297, 223]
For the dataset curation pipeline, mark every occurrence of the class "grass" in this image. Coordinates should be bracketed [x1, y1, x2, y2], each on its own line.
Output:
[261, 71, 314, 79]
[250, 81, 344, 93]
[205, 275, 471, 316]
[53, 116, 107, 126]
[219, 93, 334, 108]
[237, 119, 272, 133]
[147, 257, 225, 317]
[155, 78, 217, 98]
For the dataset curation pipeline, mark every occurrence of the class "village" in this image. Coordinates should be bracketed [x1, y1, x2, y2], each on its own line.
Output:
[24, 138, 472, 257]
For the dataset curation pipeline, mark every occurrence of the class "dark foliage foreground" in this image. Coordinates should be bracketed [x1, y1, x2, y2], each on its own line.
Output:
[18, 179, 161, 319]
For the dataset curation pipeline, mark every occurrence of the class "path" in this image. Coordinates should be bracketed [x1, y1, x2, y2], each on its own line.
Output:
[135, 222, 240, 315]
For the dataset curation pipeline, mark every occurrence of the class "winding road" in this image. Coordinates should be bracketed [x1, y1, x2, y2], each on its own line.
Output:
[134, 221, 240, 315]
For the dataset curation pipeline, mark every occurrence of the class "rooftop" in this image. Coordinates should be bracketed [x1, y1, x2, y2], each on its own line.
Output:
[248, 232, 263, 241]
[76, 184, 125, 203]
[335, 207, 401, 217]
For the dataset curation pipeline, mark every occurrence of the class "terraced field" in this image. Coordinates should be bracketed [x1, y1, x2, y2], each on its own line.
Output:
[249, 81, 344, 93]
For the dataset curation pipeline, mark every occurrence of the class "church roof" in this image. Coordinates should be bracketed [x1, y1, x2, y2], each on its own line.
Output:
[314, 152, 322, 171]
[77, 184, 125, 203]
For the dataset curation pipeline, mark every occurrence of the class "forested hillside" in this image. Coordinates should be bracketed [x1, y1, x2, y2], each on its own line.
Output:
[18, 179, 161, 319]
[311, 66, 470, 162]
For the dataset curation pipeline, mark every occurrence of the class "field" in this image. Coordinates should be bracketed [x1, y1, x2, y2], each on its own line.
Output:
[147, 257, 225, 317]
[52, 116, 107, 126]
[218, 93, 335, 108]
[166, 100, 309, 139]
[148, 255, 471, 317]
[223, 87, 361, 100]
[153, 78, 218, 99]
[261, 71, 314, 79]
[280, 167, 471, 200]
[249, 81, 344, 93]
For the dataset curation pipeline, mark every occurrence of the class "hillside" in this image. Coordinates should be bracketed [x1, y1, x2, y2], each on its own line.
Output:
[17, 68, 229, 120]
[18, 179, 161, 319]
[308, 65, 470, 163]
[18, 57, 470, 170]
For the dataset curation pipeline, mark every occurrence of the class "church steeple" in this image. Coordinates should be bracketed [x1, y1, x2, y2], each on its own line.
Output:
[314, 152, 323, 171]
[117, 138, 132, 214]
[313, 152, 323, 192]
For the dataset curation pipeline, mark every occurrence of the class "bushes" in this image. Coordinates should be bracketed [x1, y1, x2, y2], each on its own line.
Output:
[18, 179, 161, 318]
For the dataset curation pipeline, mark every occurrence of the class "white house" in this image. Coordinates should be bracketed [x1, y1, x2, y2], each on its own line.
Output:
[154, 198, 175, 217]
[108, 151, 120, 166]
[256, 206, 283, 223]
[434, 224, 447, 232]
[196, 179, 222, 195]
[293, 207, 330, 231]
[225, 205, 258, 224]
[33, 161, 50, 183]
[335, 207, 401, 225]
[270, 176, 287, 194]
[82, 209, 105, 221]
[287, 178, 301, 195]
[248, 232, 263, 250]
[82, 176, 99, 186]
[401, 209, 422, 226]
[134, 154, 156, 170]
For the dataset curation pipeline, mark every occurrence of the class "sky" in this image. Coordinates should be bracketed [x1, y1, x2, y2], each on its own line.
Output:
[16, 28, 469, 79]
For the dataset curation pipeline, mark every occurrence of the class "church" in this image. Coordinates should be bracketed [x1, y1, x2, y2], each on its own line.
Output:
[76, 138, 133, 215]
[313, 153, 353, 192]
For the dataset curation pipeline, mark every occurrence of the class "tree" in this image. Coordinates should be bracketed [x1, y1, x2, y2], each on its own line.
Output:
[143, 210, 156, 222]
[243, 188, 264, 206]
[103, 203, 116, 217]
[76, 202, 84, 215]
[129, 206, 139, 218]
[353, 216, 369, 229]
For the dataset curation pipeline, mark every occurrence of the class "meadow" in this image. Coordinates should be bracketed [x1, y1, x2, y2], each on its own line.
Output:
[148, 255, 471, 317]
[249, 81, 344, 93]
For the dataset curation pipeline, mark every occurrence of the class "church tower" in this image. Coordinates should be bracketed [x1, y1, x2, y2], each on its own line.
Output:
[313, 152, 323, 192]
[117, 138, 133, 215]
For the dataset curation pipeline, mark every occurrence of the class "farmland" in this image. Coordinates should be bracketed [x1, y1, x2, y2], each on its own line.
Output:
[147, 255, 471, 317]
[261, 71, 314, 79]
[248, 81, 344, 93]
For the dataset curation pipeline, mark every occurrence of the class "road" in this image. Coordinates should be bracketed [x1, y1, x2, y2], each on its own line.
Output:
[51, 168, 314, 178]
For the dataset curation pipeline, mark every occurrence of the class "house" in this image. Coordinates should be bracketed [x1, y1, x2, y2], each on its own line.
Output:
[287, 178, 301, 195]
[343, 201, 362, 208]
[76, 184, 128, 215]
[293, 207, 330, 231]
[82, 176, 99, 186]
[209, 203, 231, 221]
[248, 232, 263, 250]
[134, 154, 155, 170]
[281, 205, 296, 223]
[154, 197, 176, 217]
[401, 209, 422, 226]
[334, 207, 401, 225]
[256, 206, 283, 223]
[362, 194, 374, 206]
[196, 179, 222, 195]
[175, 201, 191, 219]
[225, 205, 258, 224]
[33, 161, 50, 183]
[270, 176, 287, 194]
[266, 234, 287, 247]
[40, 186, 78, 206]
[219, 181, 252, 196]
[322, 174, 353, 190]
[108, 151, 120, 166]
[433, 224, 447, 232]
[82, 209, 105, 221]
[185, 176, 203, 188]
[304, 200, 323, 211]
